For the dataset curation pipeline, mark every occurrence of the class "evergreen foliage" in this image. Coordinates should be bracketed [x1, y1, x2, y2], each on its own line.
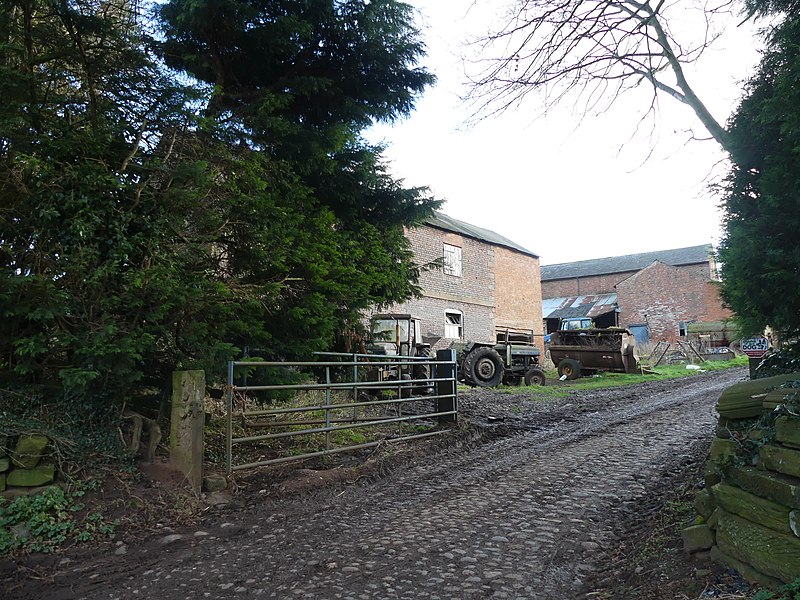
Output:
[718, 6, 800, 337]
[0, 0, 438, 409]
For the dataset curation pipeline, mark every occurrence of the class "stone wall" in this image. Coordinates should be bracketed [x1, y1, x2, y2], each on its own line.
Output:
[688, 373, 800, 587]
[1, 434, 57, 497]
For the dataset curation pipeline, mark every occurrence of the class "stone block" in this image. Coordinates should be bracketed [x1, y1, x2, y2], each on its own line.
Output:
[760, 443, 800, 480]
[716, 510, 800, 583]
[716, 373, 800, 420]
[694, 488, 715, 520]
[728, 466, 800, 510]
[682, 524, 714, 553]
[0, 473, 5, 492]
[710, 437, 739, 462]
[0, 457, 9, 473]
[776, 416, 800, 448]
[711, 482, 792, 535]
[710, 545, 785, 589]
[170, 370, 205, 493]
[707, 508, 721, 530]
[202, 474, 228, 493]
[11, 434, 49, 469]
[0, 484, 59, 500]
[763, 388, 793, 412]
[705, 463, 722, 489]
[6, 464, 55, 487]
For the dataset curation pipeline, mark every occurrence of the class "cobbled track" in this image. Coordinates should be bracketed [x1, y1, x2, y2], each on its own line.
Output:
[8, 368, 747, 600]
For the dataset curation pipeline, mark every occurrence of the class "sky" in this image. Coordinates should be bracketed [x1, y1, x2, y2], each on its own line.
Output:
[365, 1, 766, 265]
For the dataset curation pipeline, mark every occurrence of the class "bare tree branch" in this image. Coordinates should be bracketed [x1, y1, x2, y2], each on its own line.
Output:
[464, 0, 737, 153]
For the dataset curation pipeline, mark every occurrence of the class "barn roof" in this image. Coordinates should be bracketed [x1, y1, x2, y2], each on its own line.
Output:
[540, 244, 712, 281]
[542, 293, 618, 320]
[425, 212, 538, 258]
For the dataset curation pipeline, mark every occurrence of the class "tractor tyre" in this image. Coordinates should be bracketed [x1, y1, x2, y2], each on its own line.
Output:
[557, 358, 582, 380]
[413, 347, 432, 382]
[462, 347, 504, 387]
[412, 347, 433, 395]
[524, 367, 546, 386]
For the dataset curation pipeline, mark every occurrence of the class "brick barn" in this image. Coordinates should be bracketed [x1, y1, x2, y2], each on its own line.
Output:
[540, 245, 733, 345]
[385, 212, 543, 350]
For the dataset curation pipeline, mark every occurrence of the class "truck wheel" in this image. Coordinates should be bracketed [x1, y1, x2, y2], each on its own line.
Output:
[463, 347, 504, 387]
[557, 358, 581, 380]
[524, 368, 546, 386]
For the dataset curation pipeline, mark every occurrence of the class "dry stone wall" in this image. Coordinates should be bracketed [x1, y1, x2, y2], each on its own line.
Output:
[690, 373, 800, 588]
[1, 433, 56, 497]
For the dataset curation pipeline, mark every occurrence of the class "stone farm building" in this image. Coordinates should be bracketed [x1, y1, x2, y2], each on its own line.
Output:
[540, 245, 734, 346]
[384, 212, 543, 350]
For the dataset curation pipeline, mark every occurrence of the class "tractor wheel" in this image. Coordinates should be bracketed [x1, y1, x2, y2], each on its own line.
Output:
[524, 367, 546, 386]
[557, 358, 582, 380]
[413, 347, 432, 382]
[412, 347, 433, 395]
[462, 347, 504, 387]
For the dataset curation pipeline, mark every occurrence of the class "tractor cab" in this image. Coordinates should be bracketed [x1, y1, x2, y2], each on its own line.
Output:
[368, 314, 423, 356]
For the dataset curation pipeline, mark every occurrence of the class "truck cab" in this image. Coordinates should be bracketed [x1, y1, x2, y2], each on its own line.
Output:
[560, 317, 595, 331]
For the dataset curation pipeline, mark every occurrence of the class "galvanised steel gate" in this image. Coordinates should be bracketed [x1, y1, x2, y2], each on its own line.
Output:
[224, 350, 457, 473]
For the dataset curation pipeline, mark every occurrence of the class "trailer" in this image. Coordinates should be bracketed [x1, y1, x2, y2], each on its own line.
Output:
[548, 326, 640, 380]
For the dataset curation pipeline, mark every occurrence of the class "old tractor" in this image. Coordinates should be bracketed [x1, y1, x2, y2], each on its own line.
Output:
[366, 314, 545, 388]
[366, 313, 433, 390]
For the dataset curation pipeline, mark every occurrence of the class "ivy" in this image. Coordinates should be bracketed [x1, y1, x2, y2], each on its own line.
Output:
[0, 485, 118, 556]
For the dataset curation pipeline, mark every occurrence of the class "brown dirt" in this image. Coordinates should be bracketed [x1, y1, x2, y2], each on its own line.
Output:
[0, 369, 765, 599]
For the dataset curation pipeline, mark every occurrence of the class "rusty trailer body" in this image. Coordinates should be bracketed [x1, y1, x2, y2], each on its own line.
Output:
[548, 328, 640, 380]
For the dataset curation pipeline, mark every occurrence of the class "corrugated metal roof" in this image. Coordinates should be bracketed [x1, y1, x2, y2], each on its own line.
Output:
[542, 293, 618, 319]
[540, 244, 712, 281]
[425, 212, 538, 258]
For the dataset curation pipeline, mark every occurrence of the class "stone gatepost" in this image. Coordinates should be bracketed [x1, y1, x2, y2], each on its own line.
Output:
[170, 370, 205, 492]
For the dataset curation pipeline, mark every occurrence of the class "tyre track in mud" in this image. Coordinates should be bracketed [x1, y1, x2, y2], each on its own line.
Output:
[6, 368, 746, 599]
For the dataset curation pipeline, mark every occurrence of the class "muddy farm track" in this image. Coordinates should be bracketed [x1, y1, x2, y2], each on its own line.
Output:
[3, 368, 749, 599]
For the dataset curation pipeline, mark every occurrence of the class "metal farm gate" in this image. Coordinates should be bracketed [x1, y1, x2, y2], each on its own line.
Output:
[224, 350, 457, 473]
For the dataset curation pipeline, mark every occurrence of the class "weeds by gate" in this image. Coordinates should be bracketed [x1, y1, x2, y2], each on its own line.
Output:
[224, 351, 457, 473]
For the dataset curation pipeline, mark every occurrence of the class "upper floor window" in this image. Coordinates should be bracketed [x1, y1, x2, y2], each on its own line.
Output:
[443, 243, 462, 277]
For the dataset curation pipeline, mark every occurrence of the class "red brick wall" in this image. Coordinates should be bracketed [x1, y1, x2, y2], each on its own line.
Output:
[542, 271, 637, 298]
[615, 261, 731, 342]
[495, 246, 543, 338]
[704, 281, 734, 322]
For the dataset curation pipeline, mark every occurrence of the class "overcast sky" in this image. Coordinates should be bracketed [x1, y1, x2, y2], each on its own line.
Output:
[366, 1, 765, 265]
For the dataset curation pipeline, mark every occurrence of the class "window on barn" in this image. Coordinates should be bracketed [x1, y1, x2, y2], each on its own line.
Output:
[444, 310, 463, 339]
[443, 243, 462, 277]
[679, 321, 688, 337]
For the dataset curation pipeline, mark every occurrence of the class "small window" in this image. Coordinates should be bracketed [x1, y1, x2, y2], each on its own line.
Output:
[679, 321, 688, 337]
[444, 310, 463, 339]
[443, 244, 462, 277]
